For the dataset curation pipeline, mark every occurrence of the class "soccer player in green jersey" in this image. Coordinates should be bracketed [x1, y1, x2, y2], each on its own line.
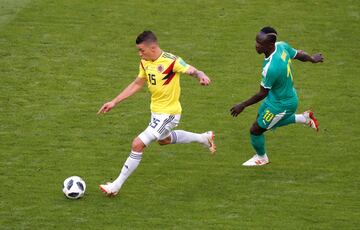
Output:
[230, 26, 324, 166]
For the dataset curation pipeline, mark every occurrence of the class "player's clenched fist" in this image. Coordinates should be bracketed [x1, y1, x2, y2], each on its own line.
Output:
[199, 75, 211, 86]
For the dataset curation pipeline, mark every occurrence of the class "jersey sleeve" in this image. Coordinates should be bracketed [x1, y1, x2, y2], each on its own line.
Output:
[283, 42, 297, 59]
[173, 57, 190, 74]
[138, 61, 147, 80]
[261, 65, 278, 89]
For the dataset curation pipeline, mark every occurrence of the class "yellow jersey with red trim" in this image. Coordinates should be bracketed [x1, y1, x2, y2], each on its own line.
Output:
[138, 51, 190, 114]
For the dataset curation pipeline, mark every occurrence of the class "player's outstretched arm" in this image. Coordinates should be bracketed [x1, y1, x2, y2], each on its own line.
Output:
[294, 50, 324, 63]
[230, 86, 269, 117]
[185, 66, 211, 86]
[97, 77, 146, 114]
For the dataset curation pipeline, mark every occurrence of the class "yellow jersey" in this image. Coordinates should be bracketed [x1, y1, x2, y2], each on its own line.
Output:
[138, 51, 190, 114]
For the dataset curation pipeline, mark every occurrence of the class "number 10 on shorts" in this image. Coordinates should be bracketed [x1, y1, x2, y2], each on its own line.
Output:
[263, 110, 274, 122]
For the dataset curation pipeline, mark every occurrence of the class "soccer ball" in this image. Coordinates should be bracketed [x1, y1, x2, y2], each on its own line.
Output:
[62, 176, 86, 199]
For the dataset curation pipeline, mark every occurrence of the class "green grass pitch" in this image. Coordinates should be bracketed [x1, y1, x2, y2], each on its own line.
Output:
[0, 0, 359, 229]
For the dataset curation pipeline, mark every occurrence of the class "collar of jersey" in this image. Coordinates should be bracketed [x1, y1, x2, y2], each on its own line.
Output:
[148, 51, 164, 63]
[264, 42, 278, 61]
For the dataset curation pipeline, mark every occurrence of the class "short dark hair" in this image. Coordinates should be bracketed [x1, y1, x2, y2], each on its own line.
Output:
[136, 31, 158, 44]
[260, 26, 277, 43]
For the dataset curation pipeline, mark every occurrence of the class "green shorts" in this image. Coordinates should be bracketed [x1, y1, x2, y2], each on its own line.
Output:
[257, 102, 297, 130]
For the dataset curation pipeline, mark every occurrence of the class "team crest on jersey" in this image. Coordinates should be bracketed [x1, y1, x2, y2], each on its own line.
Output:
[157, 65, 164, 73]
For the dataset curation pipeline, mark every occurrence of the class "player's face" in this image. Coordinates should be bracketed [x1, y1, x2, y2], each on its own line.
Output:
[136, 42, 154, 61]
[255, 34, 266, 54]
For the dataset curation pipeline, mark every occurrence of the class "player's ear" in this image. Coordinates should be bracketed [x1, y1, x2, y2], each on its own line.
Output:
[150, 42, 157, 50]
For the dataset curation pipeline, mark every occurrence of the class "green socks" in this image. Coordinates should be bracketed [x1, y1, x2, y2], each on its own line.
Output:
[250, 134, 266, 156]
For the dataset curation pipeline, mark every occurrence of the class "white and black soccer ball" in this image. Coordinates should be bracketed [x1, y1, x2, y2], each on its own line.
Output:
[62, 176, 86, 199]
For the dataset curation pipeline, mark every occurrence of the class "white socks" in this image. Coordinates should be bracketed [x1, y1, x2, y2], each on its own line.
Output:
[295, 114, 307, 124]
[112, 151, 142, 191]
[111, 130, 207, 191]
[170, 130, 206, 144]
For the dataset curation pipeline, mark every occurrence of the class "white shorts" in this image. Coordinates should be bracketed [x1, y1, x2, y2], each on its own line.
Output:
[138, 113, 181, 146]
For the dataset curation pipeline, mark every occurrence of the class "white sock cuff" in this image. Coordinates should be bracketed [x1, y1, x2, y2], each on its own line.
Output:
[130, 151, 143, 160]
[170, 131, 177, 144]
[295, 114, 307, 124]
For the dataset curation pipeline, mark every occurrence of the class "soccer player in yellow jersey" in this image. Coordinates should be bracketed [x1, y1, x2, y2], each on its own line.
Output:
[97, 31, 216, 196]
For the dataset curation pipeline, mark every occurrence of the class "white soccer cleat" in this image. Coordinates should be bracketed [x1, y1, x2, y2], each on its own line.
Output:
[99, 182, 118, 197]
[203, 131, 216, 154]
[242, 153, 269, 166]
[303, 110, 319, 132]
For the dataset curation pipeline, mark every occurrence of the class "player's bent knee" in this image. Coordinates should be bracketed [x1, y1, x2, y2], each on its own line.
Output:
[132, 137, 146, 152]
[158, 140, 167, 145]
[250, 122, 266, 135]
[158, 136, 171, 145]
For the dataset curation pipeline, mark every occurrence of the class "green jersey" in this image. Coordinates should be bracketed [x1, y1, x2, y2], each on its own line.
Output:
[261, 41, 298, 108]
